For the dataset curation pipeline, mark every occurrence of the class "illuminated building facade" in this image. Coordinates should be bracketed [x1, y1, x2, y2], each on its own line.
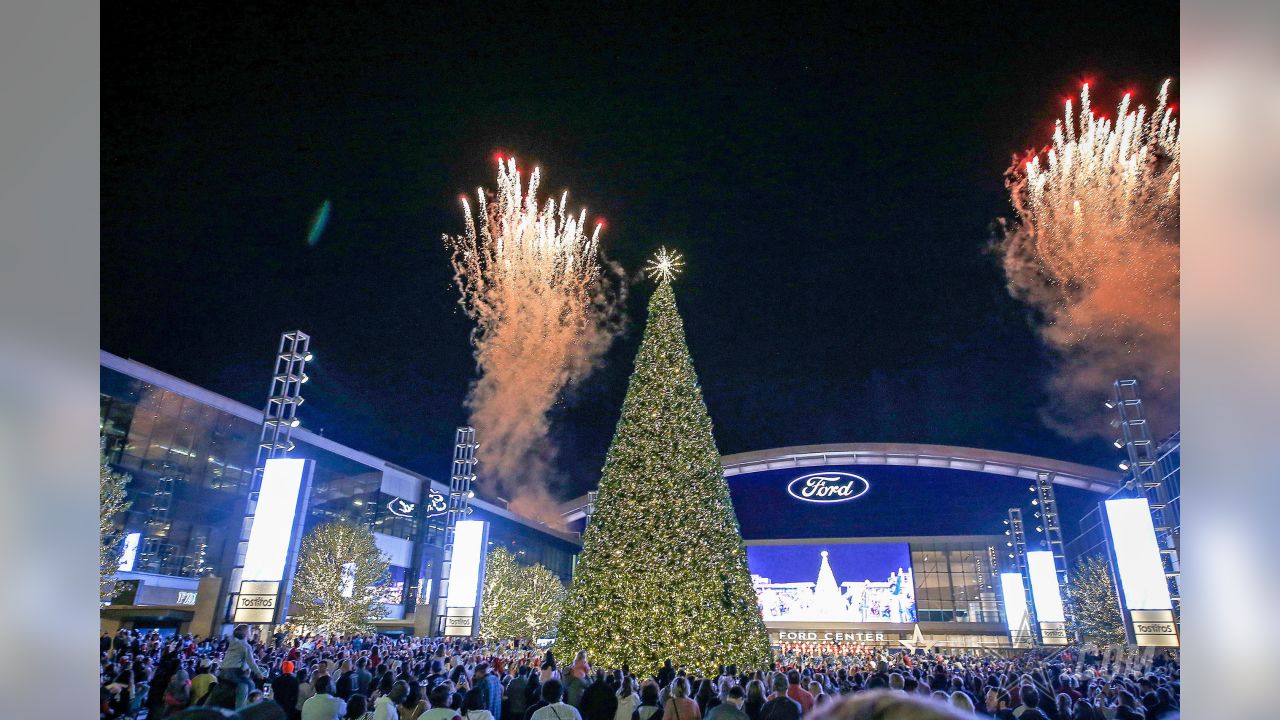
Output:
[99, 350, 578, 635]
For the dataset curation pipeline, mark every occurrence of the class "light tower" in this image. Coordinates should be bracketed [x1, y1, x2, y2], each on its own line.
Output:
[1109, 379, 1180, 612]
[1031, 471, 1073, 638]
[433, 426, 477, 635]
[1007, 508, 1040, 644]
[219, 330, 313, 632]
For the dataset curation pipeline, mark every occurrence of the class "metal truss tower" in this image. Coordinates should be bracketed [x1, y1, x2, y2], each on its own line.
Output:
[250, 331, 311, 498]
[1110, 379, 1180, 611]
[222, 330, 311, 626]
[1007, 507, 1040, 644]
[1031, 471, 1073, 635]
[434, 427, 477, 634]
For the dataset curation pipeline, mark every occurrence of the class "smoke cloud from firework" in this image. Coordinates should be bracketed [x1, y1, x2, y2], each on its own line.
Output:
[445, 157, 624, 528]
[998, 81, 1180, 439]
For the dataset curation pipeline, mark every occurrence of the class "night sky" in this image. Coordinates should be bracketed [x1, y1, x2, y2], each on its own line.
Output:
[102, 4, 1178, 501]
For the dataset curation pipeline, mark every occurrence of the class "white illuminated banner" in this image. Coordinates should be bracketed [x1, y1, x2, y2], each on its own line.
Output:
[447, 520, 486, 608]
[1000, 572, 1030, 641]
[1105, 498, 1173, 610]
[118, 531, 140, 571]
[1026, 551, 1066, 623]
[340, 562, 356, 599]
[242, 458, 306, 582]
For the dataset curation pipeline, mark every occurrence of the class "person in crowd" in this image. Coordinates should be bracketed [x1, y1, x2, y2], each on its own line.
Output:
[474, 662, 505, 720]
[374, 680, 411, 720]
[663, 677, 701, 720]
[634, 681, 663, 720]
[657, 662, 675, 690]
[1013, 686, 1050, 720]
[465, 682, 497, 720]
[783, 672, 813, 715]
[356, 658, 374, 697]
[540, 656, 561, 685]
[162, 668, 193, 718]
[507, 665, 533, 720]
[756, 676, 799, 720]
[346, 693, 372, 720]
[705, 686, 747, 720]
[531, 679, 583, 720]
[693, 679, 715, 716]
[427, 661, 450, 693]
[806, 690, 971, 720]
[614, 675, 640, 720]
[948, 691, 973, 714]
[192, 660, 219, 706]
[297, 667, 317, 715]
[581, 669, 618, 720]
[1071, 699, 1101, 720]
[273, 660, 302, 720]
[1113, 690, 1144, 720]
[337, 661, 357, 701]
[221, 624, 269, 709]
[563, 667, 590, 709]
[302, 675, 348, 720]
[742, 680, 765, 720]
[422, 685, 464, 720]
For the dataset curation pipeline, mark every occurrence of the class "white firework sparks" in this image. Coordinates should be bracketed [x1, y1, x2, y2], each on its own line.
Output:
[1021, 79, 1180, 292]
[1000, 80, 1180, 439]
[445, 156, 622, 526]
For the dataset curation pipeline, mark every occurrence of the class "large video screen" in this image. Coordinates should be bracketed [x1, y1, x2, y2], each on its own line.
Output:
[747, 542, 916, 623]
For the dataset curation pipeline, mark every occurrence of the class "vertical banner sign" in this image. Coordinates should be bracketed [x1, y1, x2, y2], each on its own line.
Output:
[1103, 498, 1178, 647]
[234, 458, 310, 624]
[1000, 572, 1033, 647]
[118, 531, 141, 572]
[1026, 551, 1068, 645]
[444, 519, 489, 636]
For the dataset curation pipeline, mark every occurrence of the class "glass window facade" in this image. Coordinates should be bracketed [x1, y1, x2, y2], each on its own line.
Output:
[910, 539, 1005, 625]
[474, 507, 578, 583]
[101, 367, 260, 578]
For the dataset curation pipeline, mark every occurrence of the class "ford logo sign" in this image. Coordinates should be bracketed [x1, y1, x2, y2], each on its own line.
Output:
[786, 472, 870, 504]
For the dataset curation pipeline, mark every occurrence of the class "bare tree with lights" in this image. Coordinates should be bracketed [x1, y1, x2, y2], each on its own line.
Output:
[100, 440, 132, 602]
[555, 249, 772, 674]
[288, 520, 390, 636]
[480, 548, 565, 641]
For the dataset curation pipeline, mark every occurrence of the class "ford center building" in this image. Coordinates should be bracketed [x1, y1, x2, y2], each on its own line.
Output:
[565, 444, 1119, 653]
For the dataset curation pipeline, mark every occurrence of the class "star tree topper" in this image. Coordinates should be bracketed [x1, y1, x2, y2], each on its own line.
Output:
[644, 246, 684, 283]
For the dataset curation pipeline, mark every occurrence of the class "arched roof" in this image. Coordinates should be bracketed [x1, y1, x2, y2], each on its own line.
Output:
[720, 443, 1121, 493]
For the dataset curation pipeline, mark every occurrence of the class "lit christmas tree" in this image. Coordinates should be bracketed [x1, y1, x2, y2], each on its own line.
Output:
[1065, 554, 1126, 647]
[555, 249, 772, 674]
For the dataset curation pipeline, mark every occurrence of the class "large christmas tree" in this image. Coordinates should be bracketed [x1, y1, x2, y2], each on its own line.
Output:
[556, 250, 772, 675]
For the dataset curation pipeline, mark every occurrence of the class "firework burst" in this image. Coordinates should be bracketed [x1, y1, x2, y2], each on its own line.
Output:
[1000, 80, 1180, 438]
[445, 157, 624, 526]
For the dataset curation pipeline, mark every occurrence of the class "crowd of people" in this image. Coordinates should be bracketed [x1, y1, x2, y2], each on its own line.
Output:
[100, 627, 1179, 720]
